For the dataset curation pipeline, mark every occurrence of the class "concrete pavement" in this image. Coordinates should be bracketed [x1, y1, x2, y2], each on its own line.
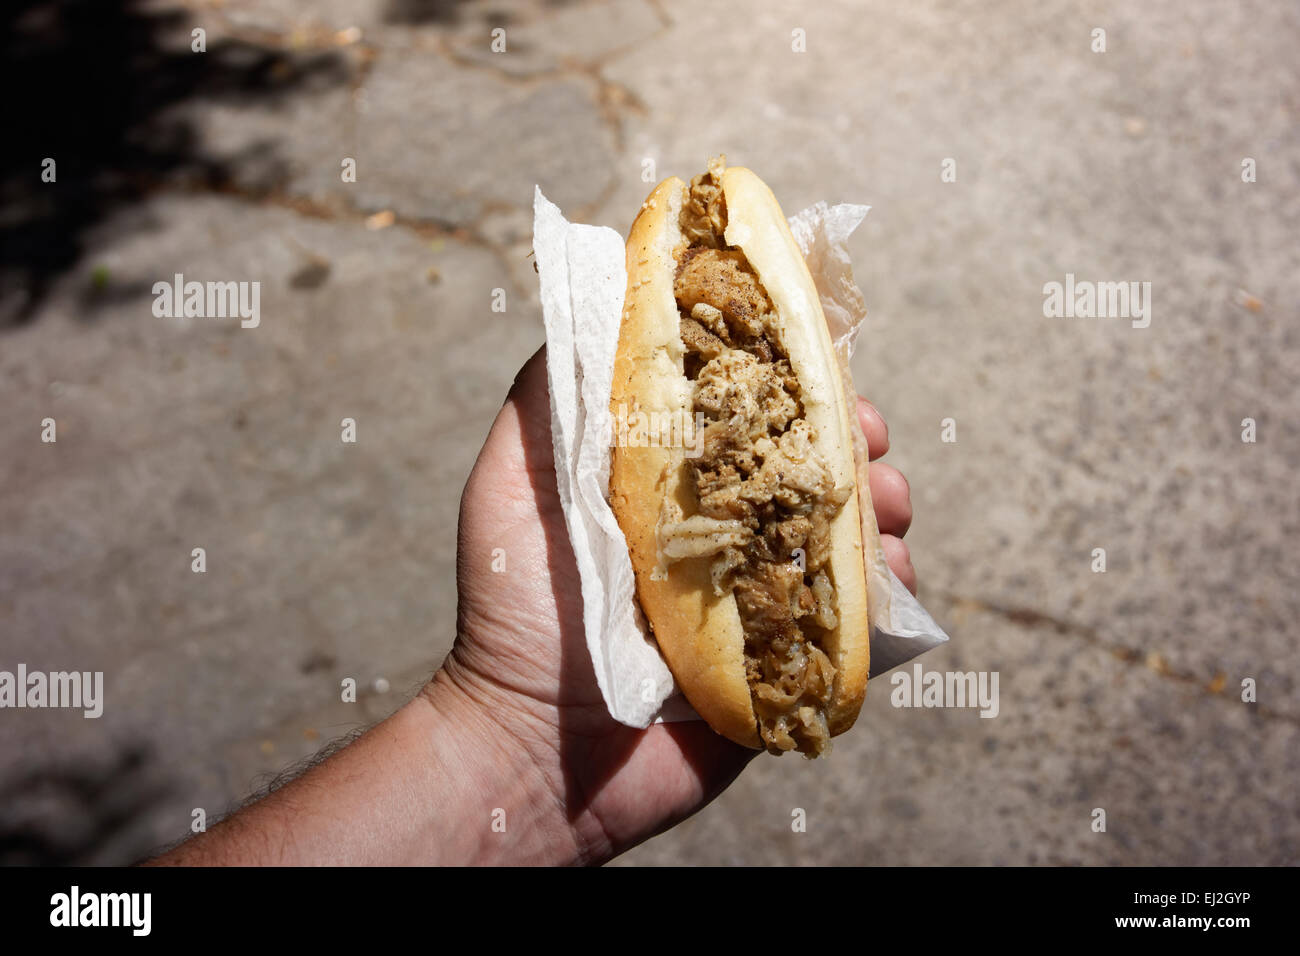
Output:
[0, 0, 1296, 864]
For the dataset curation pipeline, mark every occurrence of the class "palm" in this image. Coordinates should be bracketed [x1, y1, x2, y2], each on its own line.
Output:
[448, 349, 754, 862]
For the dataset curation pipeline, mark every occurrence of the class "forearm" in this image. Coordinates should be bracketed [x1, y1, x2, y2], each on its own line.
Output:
[147, 673, 577, 866]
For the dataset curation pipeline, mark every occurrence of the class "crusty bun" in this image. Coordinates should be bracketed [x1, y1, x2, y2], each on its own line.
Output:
[610, 159, 871, 755]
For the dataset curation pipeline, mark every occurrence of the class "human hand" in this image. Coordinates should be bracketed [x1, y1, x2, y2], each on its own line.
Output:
[431, 346, 916, 865]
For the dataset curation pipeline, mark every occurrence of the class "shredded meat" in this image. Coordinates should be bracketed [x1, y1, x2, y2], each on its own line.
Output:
[678, 155, 728, 248]
[679, 316, 726, 380]
[657, 156, 852, 757]
[675, 249, 772, 341]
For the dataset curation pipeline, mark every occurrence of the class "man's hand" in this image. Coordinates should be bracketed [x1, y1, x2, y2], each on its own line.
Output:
[439, 346, 917, 865]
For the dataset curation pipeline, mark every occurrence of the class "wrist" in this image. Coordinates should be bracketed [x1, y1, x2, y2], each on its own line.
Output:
[418, 665, 583, 866]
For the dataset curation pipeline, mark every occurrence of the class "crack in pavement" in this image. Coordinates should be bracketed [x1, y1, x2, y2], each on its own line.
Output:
[180, 0, 653, 149]
[931, 590, 1299, 727]
[154, 176, 538, 305]
[165, 1, 668, 295]
[158, 10, 645, 297]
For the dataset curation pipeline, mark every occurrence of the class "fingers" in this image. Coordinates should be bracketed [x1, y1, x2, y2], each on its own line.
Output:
[857, 400, 915, 595]
[507, 344, 549, 408]
[880, 534, 917, 595]
[869, 462, 912, 537]
[856, 398, 889, 460]
[491, 344, 554, 459]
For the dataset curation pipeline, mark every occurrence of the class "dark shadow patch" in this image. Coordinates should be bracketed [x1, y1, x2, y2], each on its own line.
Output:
[384, 0, 484, 25]
[0, 746, 173, 865]
[0, 0, 349, 327]
[385, 0, 574, 26]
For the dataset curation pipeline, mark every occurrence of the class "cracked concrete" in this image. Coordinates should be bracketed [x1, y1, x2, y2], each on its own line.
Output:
[1, 0, 1297, 864]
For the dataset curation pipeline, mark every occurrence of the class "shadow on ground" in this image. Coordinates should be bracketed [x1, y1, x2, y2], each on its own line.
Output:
[0, 746, 172, 865]
[0, 0, 350, 327]
[385, 0, 576, 25]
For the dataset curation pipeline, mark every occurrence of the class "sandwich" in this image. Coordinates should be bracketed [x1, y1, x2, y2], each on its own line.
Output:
[609, 156, 878, 757]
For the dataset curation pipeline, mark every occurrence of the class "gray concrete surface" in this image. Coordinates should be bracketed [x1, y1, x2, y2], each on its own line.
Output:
[0, 0, 1296, 864]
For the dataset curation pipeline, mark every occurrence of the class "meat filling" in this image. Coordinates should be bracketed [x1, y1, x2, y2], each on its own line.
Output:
[661, 158, 851, 757]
